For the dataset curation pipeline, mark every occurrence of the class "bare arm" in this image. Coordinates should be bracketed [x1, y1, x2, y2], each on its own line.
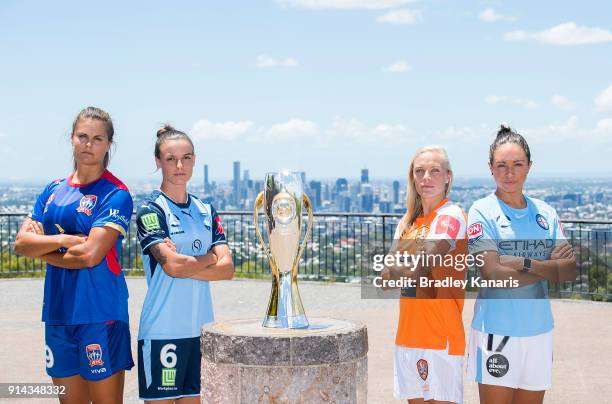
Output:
[189, 244, 234, 281]
[41, 226, 120, 269]
[475, 250, 547, 286]
[147, 242, 220, 279]
[14, 217, 86, 258]
[497, 243, 577, 283]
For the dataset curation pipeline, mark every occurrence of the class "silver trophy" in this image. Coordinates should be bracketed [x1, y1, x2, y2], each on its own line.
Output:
[253, 171, 313, 329]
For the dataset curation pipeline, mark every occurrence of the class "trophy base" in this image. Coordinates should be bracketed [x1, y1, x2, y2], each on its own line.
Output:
[262, 314, 309, 329]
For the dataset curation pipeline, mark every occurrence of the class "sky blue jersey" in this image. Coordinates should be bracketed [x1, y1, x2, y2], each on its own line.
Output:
[468, 193, 566, 337]
[136, 190, 227, 340]
[31, 171, 132, 325]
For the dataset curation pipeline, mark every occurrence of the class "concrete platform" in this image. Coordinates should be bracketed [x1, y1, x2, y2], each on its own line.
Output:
[0, 278, 610, 403]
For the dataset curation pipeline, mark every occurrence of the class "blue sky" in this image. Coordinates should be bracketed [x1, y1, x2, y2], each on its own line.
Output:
[1, 0, 611, 183]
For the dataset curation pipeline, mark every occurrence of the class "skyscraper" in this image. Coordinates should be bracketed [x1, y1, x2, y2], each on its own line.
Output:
[360, 168, 369, 184]
[393, 180, 400, 205]
[233, 161, 241, 206]
[204, 164, 210, 194]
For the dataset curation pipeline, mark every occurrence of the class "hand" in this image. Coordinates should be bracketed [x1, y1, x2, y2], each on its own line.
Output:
[164, 238, 177, 252]
[27, 221, 44, 235]
[551, 243, 574, 260]
[60, 234, 87, 249]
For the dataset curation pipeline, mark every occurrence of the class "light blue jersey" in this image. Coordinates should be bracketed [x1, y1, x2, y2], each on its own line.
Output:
[136, 190, 227, 340]
[468, 193, 565, 337]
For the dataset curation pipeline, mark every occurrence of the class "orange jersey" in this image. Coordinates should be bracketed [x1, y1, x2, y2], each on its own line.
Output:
[394, 198, 468, 355]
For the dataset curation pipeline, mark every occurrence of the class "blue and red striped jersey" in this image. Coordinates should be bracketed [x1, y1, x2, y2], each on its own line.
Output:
[31, 170, 133, 325]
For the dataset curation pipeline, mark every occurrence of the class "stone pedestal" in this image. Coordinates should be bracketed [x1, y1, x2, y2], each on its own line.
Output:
[200, 318, 368, 404]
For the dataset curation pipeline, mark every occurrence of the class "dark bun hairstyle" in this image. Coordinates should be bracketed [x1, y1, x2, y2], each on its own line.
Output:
[489, 124, 531, 164]
[154, 124, 194, 158]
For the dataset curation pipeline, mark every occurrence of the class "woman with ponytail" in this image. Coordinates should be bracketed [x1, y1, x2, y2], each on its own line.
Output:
[382, 145, 468, 404]
[466, 125, 576, 404]
[15, 106, 134, 403]
[135, 125, 234, 403]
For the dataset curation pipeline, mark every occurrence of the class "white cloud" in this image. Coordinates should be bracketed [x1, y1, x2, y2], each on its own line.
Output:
[478, 8, 516, 23]
[485, 96, 538, 109]
[383, 61, 411, 73]
[327, 117, 415, 145]
[433, 124, 491, 143]
[191, 119, 255, 141]
[595, 85, 612, 112]
[376, 9, 421, 25]
[504, 22, 612, 45]
[276, 0, 417, 10]
[485, 95, 507, 105]
[551, 95, 576, 110]
[595, 117, 612, 133]
[521, 116, 578, 143]
[256, 54, 298, 68]
[260, 119, 319, 141]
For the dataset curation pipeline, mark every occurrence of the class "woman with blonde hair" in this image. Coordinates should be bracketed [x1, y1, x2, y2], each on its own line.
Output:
[382, 145, 468, 404]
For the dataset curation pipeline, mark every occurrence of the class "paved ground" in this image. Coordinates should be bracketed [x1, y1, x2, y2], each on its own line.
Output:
[1, 278, 611, 403]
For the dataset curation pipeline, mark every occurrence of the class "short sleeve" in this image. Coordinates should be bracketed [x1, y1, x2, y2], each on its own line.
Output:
[428, 210, 467, 251]
[136, 203, 170, 253]
[30, 181, 59, 222]
[467, 206, 497, 255]
[210, 206, 227, 247]
[551, 209, 567, 245]
[92, 189, 133, 237]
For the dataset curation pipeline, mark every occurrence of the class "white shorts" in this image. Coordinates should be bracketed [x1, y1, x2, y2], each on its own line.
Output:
[394, 345, 463, 403]
[467, 328, 552, 391]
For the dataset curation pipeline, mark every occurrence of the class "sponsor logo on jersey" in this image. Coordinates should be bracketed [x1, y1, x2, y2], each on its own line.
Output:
[434, 215, 461, 239]
[161, 368, 176, 387]
[141, 213, 161, 231]
[77, 195, 97, 216]
[215, 215, 224, 235]
[44, 194, 56, 213]
[91, 367, 107, 374]
[536, 214, 549, 230]
[416, 359, 428, 380]
[109, 209, 129, 226]
[85, 344, 104, 367]
[192, 239, 202, 253]
[468, 222, 483, 244]
[486, 354, 509, 378]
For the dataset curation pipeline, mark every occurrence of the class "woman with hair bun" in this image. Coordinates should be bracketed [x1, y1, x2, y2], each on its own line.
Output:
[14, 106, 134, 403]
[467, 125, 576, 404]
[136, 125, 234, 403]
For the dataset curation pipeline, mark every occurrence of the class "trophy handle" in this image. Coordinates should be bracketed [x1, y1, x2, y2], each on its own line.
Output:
[253, 191, 280, 280]
[293, 194, 314, 279]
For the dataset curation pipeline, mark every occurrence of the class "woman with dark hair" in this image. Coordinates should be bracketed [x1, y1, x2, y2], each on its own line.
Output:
[467, 126, 576, 404]
[136, 125, 234, 403]
[14, 106, 134, 403]
[382, 145, 468, 404]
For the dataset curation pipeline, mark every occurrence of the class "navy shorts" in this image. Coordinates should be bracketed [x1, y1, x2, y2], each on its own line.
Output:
[45, 320, 134, 381]
[138, 337, 201, 400]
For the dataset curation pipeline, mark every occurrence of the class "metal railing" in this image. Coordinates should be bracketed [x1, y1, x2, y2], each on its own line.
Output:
[1, 212, 610, 300]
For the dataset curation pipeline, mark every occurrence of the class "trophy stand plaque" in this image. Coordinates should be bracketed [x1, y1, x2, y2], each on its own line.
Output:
[200, 318, 368, 403]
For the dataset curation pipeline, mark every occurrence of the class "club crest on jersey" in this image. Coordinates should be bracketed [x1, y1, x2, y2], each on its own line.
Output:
[192, 239, 202, 253]
[468, 222, 484, 244]
[535, 214, 549, 230]
[77, 195, 97, 216]
[416, 359, 428, 380]
[85, 344, 104, 367]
